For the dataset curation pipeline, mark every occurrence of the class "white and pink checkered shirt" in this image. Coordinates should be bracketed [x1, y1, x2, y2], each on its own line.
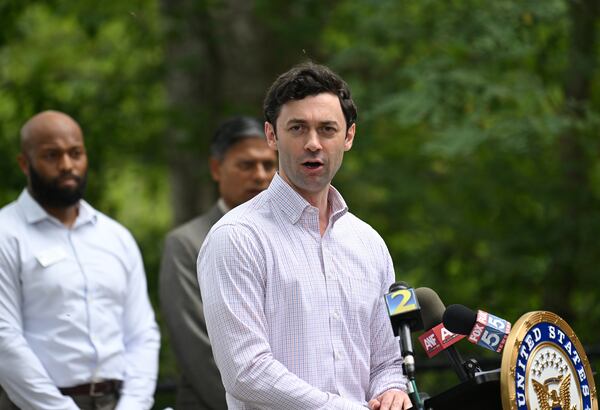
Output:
[198, 173, 406, 409]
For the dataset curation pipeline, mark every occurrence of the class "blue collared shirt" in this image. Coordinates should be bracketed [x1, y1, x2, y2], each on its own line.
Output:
[0, 190, 160, 409]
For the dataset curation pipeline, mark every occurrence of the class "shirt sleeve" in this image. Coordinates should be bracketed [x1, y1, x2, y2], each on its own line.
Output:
[116, 232, 161, 410]
[0, 234, 79, 410]
[159, 231, 226, 407]
[367, 246, 408, 400]
[198, 224, 367, 410]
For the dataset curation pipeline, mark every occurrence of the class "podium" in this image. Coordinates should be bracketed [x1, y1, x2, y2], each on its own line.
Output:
[423, 369, 502, 410]
[419, 311, 598, 410]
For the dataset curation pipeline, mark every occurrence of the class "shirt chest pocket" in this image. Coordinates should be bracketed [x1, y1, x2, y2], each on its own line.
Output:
[35, 246, 68, 268]
[21, 247, 128, 304]
[343, 273, 382, 321]
[20, 248, 84, 300]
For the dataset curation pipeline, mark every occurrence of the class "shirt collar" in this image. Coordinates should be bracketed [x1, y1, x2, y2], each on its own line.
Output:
[17, 189, 98, 227]
[267, 173, 348, 225]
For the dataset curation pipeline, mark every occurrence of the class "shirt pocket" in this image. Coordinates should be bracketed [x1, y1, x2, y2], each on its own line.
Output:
[22, 248, 83, 304]
[35, 246, 68, 268]
[344, 271, 383, 324]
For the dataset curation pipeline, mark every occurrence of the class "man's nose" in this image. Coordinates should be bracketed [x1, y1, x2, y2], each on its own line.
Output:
[58, 153, 74, 172]
[254, 164, 269, 182]
[304, 130, 322, 152]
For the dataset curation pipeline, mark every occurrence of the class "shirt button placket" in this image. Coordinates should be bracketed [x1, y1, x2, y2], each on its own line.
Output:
[323, 241, 344, 385]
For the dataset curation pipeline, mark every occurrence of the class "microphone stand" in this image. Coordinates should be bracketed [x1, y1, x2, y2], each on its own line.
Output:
[444, 347, 470, 382]
[399, 323, 423, 410]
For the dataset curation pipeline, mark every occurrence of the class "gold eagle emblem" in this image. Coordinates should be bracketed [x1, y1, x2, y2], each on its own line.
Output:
[532, 374, 576, 410]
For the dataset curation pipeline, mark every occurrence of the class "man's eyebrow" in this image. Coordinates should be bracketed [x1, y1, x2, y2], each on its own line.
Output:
[285, 118, 308, 125]
[285, 119, 340, 126]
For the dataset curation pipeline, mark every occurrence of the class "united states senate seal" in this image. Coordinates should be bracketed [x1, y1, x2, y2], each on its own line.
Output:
[501, 311, 597, 410]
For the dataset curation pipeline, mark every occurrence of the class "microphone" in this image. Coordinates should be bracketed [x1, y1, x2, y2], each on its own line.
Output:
[442, 304, 511, 353]
[384, 282, 423, 379]
[384, 282, 424, 408]
[415, 288, 469, 382]
[417, 322, 465, 358]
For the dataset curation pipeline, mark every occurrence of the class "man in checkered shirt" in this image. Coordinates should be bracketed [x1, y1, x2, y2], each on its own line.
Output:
[198, 63, 412, 410]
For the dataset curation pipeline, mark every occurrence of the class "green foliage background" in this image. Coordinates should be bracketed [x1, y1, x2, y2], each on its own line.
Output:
[328, 0, 599, 326]
[1, 0, 598, 406]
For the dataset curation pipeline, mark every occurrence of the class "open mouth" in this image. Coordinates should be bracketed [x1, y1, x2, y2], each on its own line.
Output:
[58, 176, 79, 184]
[55, 175, 81, 188]
[302, 161, 323, 169]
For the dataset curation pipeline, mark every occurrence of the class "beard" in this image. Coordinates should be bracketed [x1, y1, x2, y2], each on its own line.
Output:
[29, 165, 87, 208]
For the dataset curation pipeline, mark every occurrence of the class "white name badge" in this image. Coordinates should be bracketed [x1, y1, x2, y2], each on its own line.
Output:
[35, 247, 68, 268]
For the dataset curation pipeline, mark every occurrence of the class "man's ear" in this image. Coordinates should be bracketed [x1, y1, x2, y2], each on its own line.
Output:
[209, 158, 221, 182]
[17, 153, 29, 176]
[265, 122, 278, 151]
[344, 123, 356, 151]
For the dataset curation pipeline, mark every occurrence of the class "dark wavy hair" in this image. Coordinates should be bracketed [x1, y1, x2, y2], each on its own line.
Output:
[263, 62, 357, 132]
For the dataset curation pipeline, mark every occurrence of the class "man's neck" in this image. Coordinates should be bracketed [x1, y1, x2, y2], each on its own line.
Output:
[301, 190, 330, 236]
[278, 174, 332, 236]
[44, 204, 79, 227]
[29, 189, 80, 227]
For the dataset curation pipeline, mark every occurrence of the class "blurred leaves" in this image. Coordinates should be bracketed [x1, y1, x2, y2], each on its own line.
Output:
[1, 0, 599, 400]
[327, 0, 600, 344]
[0, 0, 168, 293]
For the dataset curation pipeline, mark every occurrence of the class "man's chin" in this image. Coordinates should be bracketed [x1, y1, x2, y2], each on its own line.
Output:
[28, 166, 88, 208]
[34, 187, 84, 208]
[57, 180, 79, 190]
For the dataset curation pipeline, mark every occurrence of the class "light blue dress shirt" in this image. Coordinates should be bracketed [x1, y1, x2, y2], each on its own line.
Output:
[0, 190, 160, 409]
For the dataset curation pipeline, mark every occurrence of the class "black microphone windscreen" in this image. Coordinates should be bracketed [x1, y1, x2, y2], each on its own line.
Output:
[443, 304, 478, 335]
[388, 281, 409, 293]
[415, 287, 445, 330]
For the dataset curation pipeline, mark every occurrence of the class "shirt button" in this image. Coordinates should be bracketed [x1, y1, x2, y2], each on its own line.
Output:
[334, 349, 342, 360]
[332, 310, 340, 320]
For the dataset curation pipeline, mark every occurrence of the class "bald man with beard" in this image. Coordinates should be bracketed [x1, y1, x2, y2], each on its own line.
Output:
[0, 111, 160, 410]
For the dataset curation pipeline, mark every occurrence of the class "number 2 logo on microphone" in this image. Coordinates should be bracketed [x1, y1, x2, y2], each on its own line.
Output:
[385, 289, 419, 316]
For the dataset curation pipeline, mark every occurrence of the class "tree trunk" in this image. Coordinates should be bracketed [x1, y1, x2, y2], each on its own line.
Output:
[161, 0, 273, 225]
[544, 0, 598, 322]
[161, 0, 331, 225]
